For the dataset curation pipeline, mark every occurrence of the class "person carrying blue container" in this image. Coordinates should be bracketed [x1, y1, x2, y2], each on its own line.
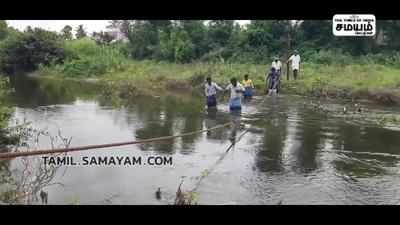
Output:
[242, 74, 254, 99]
[204, 77, 223, 109]
[225, 78, 245, 111]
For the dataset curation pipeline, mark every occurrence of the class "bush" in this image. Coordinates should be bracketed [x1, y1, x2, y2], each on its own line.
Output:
[64, 38, 99, 58]
[305, 49, 354, 66]
[0, 76, 14, 145]
[45, 38, 129, 77]
[0, 28, 65, 74]
[111, 42, 130, 57]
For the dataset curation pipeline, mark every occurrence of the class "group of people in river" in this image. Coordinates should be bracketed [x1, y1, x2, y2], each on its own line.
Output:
[204, 50, 301, 111]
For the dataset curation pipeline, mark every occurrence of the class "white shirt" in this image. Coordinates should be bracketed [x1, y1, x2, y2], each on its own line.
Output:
[205, 82, 223, 97]
[225, 83, 244, 99]
[289, 54, 301, 70]
[271, 61, 282, 70]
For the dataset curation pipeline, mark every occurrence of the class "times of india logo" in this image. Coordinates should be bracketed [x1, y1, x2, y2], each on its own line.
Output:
[333, 14, 376, 36]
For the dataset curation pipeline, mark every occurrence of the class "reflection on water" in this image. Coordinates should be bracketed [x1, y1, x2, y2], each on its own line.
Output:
[9, 75, 100, 107]
[2, 76, 400, 205]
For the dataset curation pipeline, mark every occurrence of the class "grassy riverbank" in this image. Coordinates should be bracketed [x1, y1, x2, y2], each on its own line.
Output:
[289, 63, 400, 104]
[3, 23, 400, 104]
[29, 38, 400, 105]
[38, 59, 400, 105]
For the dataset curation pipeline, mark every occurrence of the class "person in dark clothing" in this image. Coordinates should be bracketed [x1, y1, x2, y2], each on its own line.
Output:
[266, 67, 279, 95]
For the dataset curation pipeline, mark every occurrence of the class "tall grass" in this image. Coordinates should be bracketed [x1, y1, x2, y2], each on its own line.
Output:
[297, 63, 400, 95]
[99, 60, 268, 90]
[39, 38, 129, 77]
[37, 41, 400, 97]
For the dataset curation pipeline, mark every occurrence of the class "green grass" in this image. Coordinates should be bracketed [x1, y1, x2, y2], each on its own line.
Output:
[97, 60, 268, 90]
[38, 38, 400, 99]
[38, 38, 130, 78]
[38, 53, 400, 100]
[296, 63, 400, 94]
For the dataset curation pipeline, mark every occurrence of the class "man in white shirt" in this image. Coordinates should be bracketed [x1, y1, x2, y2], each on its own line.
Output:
[271, 57, 282, 93]
[271, 57, 282, 75]
[204, 77, 223, 108]
[225, 78, 245, 111]
[287, 50, 301, 80]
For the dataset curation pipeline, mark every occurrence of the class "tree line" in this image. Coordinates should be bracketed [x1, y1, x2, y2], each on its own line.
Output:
[106, 20, 400, 62]
[1, 20, 400, 75]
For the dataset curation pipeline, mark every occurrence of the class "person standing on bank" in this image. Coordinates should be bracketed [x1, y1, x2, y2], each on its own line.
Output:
[204, 77, 223, 109]
[287, 50, 301, 80]
[225, 78, 245, 111]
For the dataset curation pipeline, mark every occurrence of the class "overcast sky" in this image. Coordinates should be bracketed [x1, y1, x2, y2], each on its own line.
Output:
[6, 20, 250, 34]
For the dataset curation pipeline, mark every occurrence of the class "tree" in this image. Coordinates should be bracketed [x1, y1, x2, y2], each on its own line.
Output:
[160, 27, 195, 63]
[107, 20, 132, 37]
[0, 28, 65, 74]
[61, 25, 73, 40]
[173, 29, 195, 63]
[149, 20, 173, 35]
[127, 20, 160, 59]
[159, 30, 174, 61]
[376, 20, 400, 51]
[207, 20, 234, 49]
[92, 31, 115, 45]
[180, 20, 208, 58]
[0, 20, 7, 41]
[243, 21, 275, 61]
[297, 20, 333, 50]
[25, 26, 33, 33]
[75, 25, 87, 39]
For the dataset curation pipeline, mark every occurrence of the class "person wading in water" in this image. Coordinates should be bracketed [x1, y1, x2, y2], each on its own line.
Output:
[272, 57, 282, 75]
[266, 67, 279, 95]
[271, 57, 282, 93]
[242, 74, 255, 99]
[204, 77, 223, 109]
[225, 78, 245, 111]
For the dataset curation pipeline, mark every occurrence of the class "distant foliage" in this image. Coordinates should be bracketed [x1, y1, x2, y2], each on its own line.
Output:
[75, 25, 87, 39]
[2, 20, 400, 76]
[61, 25, 73, 40]
[0, 20, 7, 41]
[92, 31, 115, 45]
[160, 27, 195, 62]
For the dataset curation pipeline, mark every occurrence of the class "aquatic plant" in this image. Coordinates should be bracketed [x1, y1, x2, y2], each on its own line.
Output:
[0, 121, 71, 204]
[174, 179, 199, 205]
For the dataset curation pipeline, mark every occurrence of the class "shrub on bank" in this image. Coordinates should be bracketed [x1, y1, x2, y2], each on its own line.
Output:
[42, 38, 129, 77]
[302, 49, 400, 68]
[0, 28, 65, 74]
[0, 76, 16, 146]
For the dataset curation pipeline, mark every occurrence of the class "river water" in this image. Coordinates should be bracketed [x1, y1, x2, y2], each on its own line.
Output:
[2, 76, 400, 205]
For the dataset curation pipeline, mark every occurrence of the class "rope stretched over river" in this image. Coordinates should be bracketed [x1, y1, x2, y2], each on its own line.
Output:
[0, 123, 232, 160]
[188, 94, 270, 193]
[190, 129, 250, 193]
[0, 94, 269, 160]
